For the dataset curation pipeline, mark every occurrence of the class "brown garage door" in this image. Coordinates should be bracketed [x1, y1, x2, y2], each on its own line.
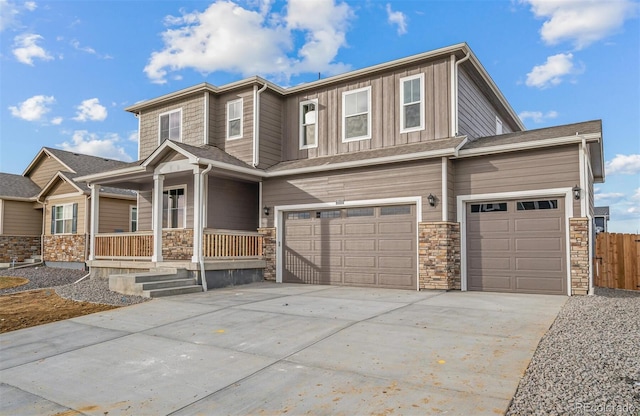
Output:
[283, 205, 417, 289]
[466, 198, 566, 295]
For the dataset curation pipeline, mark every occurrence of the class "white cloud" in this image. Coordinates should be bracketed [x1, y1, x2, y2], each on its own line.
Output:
[594, 191, 625, 203]
[51, 117, 63, 125]
[58, 130, 133, 162]
[71, 39, 96, 55]
[144, 0, 354, 84]
[73, 98, 108, 122]
[127, 130, 139, 142]
[386, 3, 407, 35]
[525, 53, 576, 88]
[518, 110, 558, 123]
[522, 0, 638, 49]
[24, 1, 36, 11]
[605, 154, 640, 175]
[12, 33, 53, 65]
[8, 95, 55, 121]
[1, 0, 36, 32]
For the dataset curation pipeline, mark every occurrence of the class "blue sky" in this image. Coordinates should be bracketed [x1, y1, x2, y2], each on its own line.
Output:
[1, 0, 639, 232]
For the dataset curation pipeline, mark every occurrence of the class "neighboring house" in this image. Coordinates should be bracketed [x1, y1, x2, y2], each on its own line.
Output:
[0, 147, 136, 268]
[594, 206, 610, 233]
[78, 43, 604, 296]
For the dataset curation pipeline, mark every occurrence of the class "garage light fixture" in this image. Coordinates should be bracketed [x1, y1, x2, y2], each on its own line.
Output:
[263, 206, 270, 216]
[572, 185, 581, 200]
[428, 194, 436, 207]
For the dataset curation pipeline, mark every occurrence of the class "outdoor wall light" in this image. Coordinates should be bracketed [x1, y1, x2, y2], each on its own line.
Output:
[573, 185, 581, 200]
[428, 194, 436, 207]
[263, 206, 270, 216]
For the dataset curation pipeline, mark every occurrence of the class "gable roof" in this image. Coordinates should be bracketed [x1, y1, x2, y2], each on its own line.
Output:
[0, 173, 41, 200]
[594, 206, 610, 217]
[23, 147, 133, 177]
[37, 171, 136, 200]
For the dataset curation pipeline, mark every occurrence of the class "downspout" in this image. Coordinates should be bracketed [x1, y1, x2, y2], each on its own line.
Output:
[199, 164, 213, 291]
[581, 137, 595, 296]
[252, 82, 269, 167]
[451, 51, 471, 137]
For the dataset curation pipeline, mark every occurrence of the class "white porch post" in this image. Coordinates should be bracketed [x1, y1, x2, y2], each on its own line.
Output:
[89, 184, 100, 260]
[192, 167, 202, 263]
[152, 174, 164, 262]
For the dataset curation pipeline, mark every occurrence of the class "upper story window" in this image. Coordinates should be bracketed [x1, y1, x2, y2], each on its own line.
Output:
[496, 117, 503, 135]
[130, 206, 138, 232]
[159, 109, 181, 143]
[227, 98, 243, 140]
[342, 86, 371, 142]
[300, 99, 318, 149]
[162, 187, 185, 229]
[51, 203, 77, 234]
[400, 74, 424, 133]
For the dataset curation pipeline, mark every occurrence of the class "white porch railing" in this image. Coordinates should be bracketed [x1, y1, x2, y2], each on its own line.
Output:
[203, 229, 263, 258]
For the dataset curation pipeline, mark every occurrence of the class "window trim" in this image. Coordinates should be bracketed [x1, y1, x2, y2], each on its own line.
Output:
[399, 73, 425, 134]
[162, 185, 187, 229]
[496, 116, 503, 135]
[226, 98, 243, 140]
[299, 99, 318, 150]
[342, 86, 372, 143]
[158, 108, 182, 144]
[129, 205, 138, 232]
[52, 202, 77, 235]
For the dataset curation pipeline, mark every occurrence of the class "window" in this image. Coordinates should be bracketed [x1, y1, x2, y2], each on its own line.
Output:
[342, 87, 371, 142]
[517, 200, 558, 210]
[159, 109, 181, 142]
[227, 98, 243, 140]
[400, 74, 424, 133]
[317, 210, 341, 219]
[347, 207, 374, 217]
[300, 99, 318, 149]
[470, 203, 507, 213]
[380, 205, 411, 216]
[287, 211, 311, 220]
[51, 203, 77, 234]
[496, 117, 503, 135]
[130, 206, 138, 232]
[162, 188, 185, 228]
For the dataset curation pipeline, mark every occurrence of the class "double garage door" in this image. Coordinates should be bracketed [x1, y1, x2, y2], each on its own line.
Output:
[283, 205, 417, 290]
[466, 198, 567, 295]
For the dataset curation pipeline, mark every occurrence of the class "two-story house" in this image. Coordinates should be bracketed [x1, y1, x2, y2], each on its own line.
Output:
[78, 43, 604, 296]
[0, 147, 136, 268]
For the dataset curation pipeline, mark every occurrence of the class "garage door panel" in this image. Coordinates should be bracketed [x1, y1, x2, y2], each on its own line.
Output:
[313, 224, 344, 235]
[515, 218, 562, 232]
[468, 256, 511, 270]
[286, 240, 313, 251]
[379, 273, 414, 287]
[313, 255, 343, 267]
[344, 272, 376, 285]
[313, 240, 343, 251]
[378, 239, 413, 252]
[468, 218, 510, 233]
[516, 276, 564, 292]
[469, 275, 512, 291]
[345, 223, 376, 235]
[516, 258, 563, 272]
[378, 256, 413, 269]
[516, 237, 562, 251]
[287, 225, 314, 236]
[468, 237, 510, 251]
[379, 221, 413, 234]
[344, 256, 376, 268]
[344, 240, 376, 251]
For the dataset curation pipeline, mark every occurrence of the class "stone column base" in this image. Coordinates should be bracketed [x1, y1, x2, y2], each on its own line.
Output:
[569, 218, 590, 295]
[419, 222, 461, 290]
[258, 227, 276, 281]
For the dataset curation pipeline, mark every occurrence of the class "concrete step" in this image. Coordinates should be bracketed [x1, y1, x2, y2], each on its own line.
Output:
[140, 278, 198, 291]
[133, 272, 186, 284]
[143, 285, 203, 298]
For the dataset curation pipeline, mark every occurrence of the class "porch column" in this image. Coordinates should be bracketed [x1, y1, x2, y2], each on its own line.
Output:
[152, 174, 164, 262]
[192, 167, 202, 263]
[88, 184, 100, 260]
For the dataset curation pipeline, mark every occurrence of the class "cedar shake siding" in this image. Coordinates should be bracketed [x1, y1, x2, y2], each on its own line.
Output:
[281, 58, 452, 162]
[2, 200, 42, 236]
[262, 159, 443, 227]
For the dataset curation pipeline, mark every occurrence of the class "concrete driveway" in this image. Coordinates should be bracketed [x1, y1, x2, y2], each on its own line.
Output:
[0, 283, 565, 415]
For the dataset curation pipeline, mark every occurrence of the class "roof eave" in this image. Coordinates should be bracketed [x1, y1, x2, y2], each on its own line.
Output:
[75, 165, 148, 183]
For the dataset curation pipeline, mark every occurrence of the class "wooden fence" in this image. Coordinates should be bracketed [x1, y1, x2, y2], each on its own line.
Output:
[594, 232, 640, 291]
[202, 230, 263, 258]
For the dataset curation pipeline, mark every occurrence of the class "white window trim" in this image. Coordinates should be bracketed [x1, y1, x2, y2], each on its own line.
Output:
[496, 116, 503, 135]
[299, 99, 318, 150]
[399, 73, 425, 134]
[129, 205, 138, 232]
[342, 86, 372, 143]
[158, 108, 182, 145]
[226, 98, 243, 140]
[162, 185, 187, 229]
[52, 202, 75, 235]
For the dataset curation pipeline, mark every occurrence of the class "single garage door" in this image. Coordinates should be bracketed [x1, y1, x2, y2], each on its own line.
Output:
[466, 198, 566, 295]
[283, 205, 417, 289]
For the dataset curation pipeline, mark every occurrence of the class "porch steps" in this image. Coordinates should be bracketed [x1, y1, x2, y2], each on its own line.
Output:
[109, 268, 203, 298]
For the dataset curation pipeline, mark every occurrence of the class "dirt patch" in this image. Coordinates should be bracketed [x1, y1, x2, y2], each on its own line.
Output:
[0, 276, 29, 290]
[0, 289, 118, 333]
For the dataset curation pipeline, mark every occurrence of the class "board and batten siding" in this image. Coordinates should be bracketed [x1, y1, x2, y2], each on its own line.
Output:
[44, 196, 86, 235]
[211, 88, 255, 166]
[27, 156, 66, 188]
[281, 58, 451, 162]
[138, 94, 205, 159]
[206, 177, 258, 231]
[457, 68, 512, 140]
[2, 200, 42, 235]
[98, 198, 135, 233]
[262, 159, 443, 227]
[454, 145, 581, 216]
[258, 90, 283, 168]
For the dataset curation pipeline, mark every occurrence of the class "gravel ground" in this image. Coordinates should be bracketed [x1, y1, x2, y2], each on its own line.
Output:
[0, 266, 148, 306]
[507, 287, 640, 416]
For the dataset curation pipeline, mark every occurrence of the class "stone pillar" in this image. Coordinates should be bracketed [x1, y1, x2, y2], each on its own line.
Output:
[418, 222, 461, 290]
[258, 227, 276, 281]
[569, 217, 590, 295]
[151, 174, 164, 262]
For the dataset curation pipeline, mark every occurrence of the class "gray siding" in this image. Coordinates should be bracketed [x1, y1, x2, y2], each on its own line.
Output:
[2, 200, 42, 236]
[138, 191, 152, 231]
[138, 94, 205, 159]
[447, 158, 456, 221]
[458, 68, 513, 140]
[454, 145, 581, 216]
[258, 90, 283, 168]
[212, 88, 254, 166]
[281, 58, 451, 162]
[206, 177, 258, 231]
[262, 159, 443, 226]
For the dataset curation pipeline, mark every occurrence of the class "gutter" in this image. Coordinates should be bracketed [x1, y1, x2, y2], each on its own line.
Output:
[454, 133, 602, 158]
